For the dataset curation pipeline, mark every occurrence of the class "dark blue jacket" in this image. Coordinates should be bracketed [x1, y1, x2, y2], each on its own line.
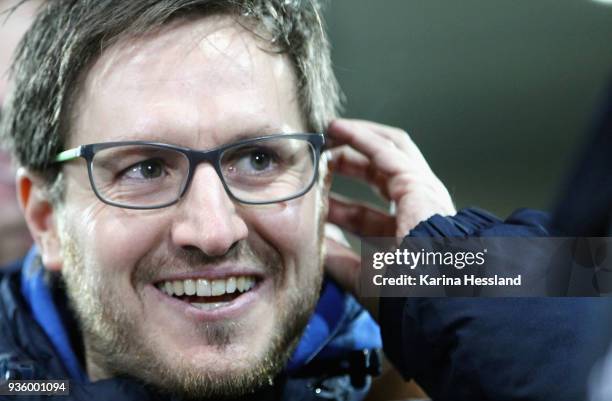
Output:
[380, 208, 612, 401]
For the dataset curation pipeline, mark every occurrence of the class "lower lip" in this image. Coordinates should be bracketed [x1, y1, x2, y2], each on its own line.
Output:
[147, 279, 266, 322]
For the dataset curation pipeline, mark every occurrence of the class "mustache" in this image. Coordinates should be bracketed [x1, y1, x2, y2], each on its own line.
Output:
[132, 240, 283, 284]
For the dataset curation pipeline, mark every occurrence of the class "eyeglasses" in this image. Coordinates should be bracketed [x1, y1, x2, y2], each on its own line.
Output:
[54, 133, 325, 209]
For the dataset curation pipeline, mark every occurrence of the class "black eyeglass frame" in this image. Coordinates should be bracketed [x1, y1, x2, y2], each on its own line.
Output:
[54, 133, 325, 210]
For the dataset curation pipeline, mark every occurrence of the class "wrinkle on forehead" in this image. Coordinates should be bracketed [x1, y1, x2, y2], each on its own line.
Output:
[87, 16, 281, 94]
[197, 22, 253, 78]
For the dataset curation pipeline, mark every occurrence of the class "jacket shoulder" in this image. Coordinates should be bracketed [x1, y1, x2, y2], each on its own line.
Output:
[0, 263, 69, 382]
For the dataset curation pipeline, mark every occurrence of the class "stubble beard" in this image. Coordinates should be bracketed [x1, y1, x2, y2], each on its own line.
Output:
[59, 224, 324, 400]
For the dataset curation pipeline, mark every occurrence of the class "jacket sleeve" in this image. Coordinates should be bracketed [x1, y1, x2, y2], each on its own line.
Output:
[379, 207, 612, 401]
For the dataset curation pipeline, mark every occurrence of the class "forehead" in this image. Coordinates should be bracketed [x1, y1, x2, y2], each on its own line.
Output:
[70, 14, 305, 148]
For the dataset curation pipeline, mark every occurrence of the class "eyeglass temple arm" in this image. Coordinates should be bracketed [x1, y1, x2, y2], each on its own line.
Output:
[54, 146, 83, 163]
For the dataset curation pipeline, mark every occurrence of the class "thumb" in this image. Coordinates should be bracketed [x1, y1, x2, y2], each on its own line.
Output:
[324, 224, 361, 296]
[324, 236, 381, 322]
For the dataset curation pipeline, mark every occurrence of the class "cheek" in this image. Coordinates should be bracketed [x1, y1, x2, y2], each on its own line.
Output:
[67, 199, 170, 275]
[239, 190, 322, 268]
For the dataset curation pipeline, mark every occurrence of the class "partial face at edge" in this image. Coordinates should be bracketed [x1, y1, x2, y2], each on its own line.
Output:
[54, 15, 326, 398]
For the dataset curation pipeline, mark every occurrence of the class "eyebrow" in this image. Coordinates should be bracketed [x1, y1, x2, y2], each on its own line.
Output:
[108, 126, 290, 149]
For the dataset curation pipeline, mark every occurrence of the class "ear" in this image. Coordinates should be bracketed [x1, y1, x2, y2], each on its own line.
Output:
[318, 150, 334, 216]
[16, 168, 63, 271]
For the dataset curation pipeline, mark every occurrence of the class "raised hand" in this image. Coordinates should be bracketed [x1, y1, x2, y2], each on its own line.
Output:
[324, 118, 455, 310]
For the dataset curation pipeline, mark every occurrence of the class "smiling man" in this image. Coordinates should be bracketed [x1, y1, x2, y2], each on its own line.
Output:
[0, 1, 353, 398]
[52, 15, 327, 395]
[0, 1, 414, 400]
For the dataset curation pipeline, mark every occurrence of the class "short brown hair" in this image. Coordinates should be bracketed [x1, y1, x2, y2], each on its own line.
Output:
[1, 0, 340, 186]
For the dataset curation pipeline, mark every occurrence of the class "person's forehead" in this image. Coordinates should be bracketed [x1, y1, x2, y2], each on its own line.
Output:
[69, 14, 303, 148]
[90, 15, 276, 84]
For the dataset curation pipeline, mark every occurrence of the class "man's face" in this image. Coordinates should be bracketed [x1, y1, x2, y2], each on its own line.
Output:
[55, 16, 325, 397]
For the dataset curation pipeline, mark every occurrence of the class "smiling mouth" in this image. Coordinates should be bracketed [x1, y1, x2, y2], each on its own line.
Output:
[156, 276, 259, 311]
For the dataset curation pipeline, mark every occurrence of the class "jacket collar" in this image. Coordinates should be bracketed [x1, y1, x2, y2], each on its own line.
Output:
[20, 246, 87, 381]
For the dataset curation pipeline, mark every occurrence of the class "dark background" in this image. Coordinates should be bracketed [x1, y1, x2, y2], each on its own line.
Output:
[324, 0, 612, 218]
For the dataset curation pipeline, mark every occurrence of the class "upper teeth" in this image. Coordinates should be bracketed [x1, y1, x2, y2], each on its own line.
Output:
[157, 276, 256, 297]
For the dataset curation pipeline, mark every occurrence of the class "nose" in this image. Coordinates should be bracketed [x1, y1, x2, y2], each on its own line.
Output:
[170, 164, 248, 256]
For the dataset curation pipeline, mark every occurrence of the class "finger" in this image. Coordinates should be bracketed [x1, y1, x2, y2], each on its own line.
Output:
[324, 135, 342, 150]
[328, 119, 429, 169]
[327, 120, 420, 177]
[324, 223, 351, 246]
[338, 119, 414, 154]
[324, 236, 360, 295]
[328, 193, 396, 237]
[328, 146, 435, 202]
[328, 146, 390, 198]
[351, 119, 428, 163]
[324, 237, 380, 318]
[344, 119, 429, 167]
[328, 145, 370, 175]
